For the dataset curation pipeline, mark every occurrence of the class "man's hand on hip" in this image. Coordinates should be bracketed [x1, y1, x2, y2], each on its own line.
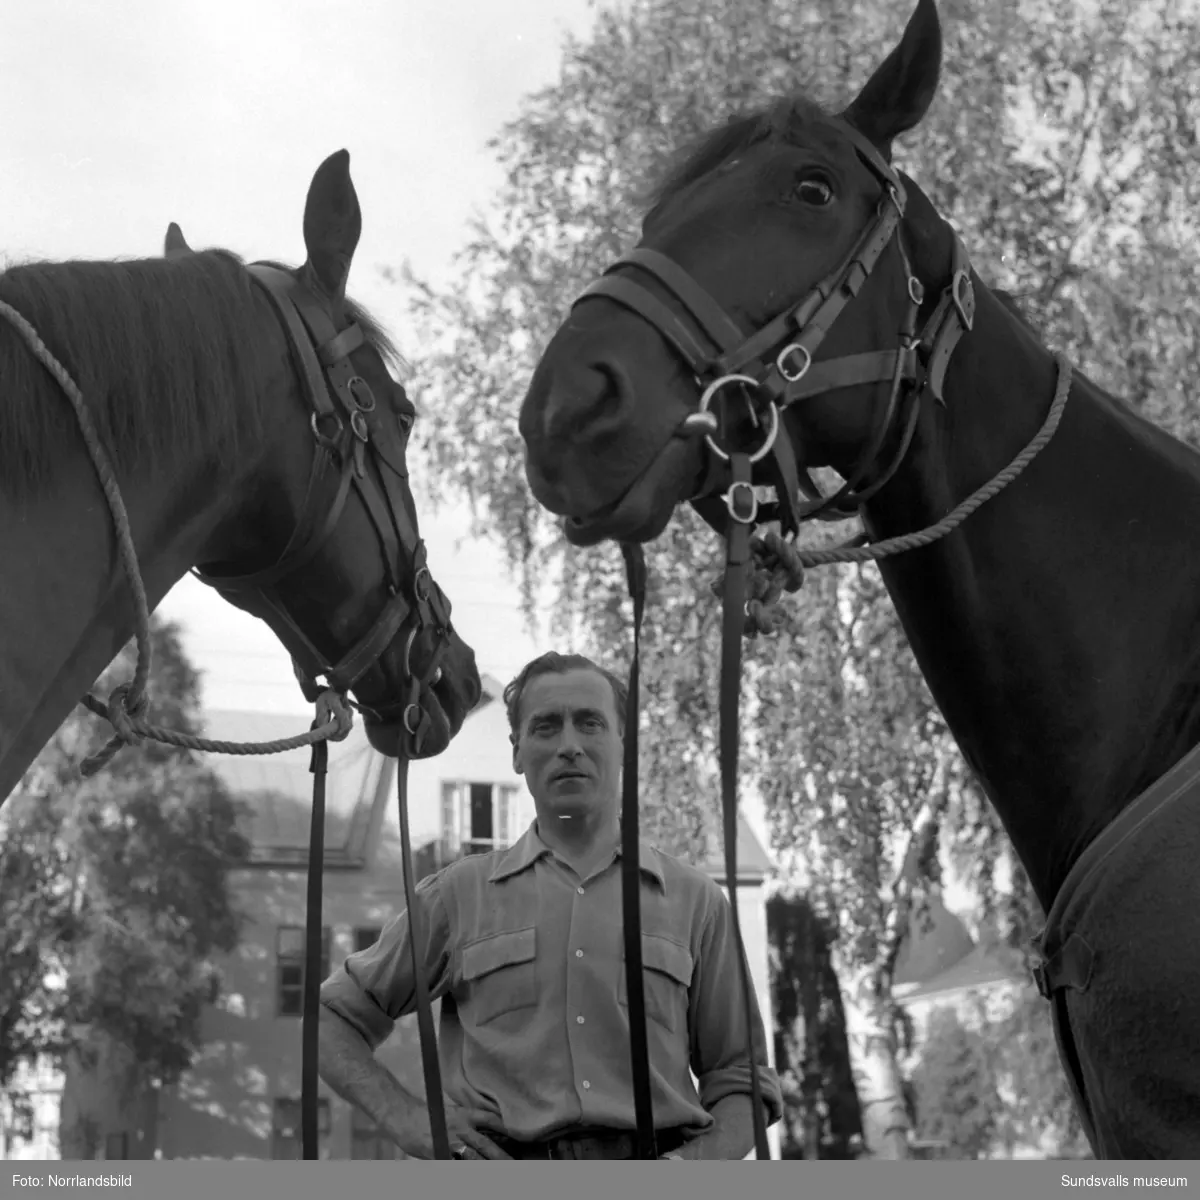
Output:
[397, 1104, 512, 1160]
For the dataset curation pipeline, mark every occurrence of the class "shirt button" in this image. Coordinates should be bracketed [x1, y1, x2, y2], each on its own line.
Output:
[575, 949, 584, 958]
[576, 1015, 585, 1024]
[577, 886, 585, 895]
[582, 1080, 591, 1089]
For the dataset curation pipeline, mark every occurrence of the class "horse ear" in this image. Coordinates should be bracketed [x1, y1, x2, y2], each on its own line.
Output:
[840, 0, 942, 154]
[164, 222, 193, 258]
[301, 149, 361, 307]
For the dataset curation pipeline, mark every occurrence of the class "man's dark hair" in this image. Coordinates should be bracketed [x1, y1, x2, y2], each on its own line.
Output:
[503, 652, 627, 746]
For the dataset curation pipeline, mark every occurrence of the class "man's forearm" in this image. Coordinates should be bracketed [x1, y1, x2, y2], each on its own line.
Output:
[677, 1094, 770, 1160]
[318, 1006, 424, 1145]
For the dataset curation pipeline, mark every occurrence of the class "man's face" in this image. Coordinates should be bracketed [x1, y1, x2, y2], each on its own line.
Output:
[513, 668, 623, 822]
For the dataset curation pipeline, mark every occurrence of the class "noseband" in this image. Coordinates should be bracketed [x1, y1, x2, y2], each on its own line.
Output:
[193, 265, 458, 1160]
[569, 121, 979, 1160]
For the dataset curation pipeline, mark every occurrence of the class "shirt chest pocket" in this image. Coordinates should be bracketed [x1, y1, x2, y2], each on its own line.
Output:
[460, 927, 539, 1028]
[619, 934, 694, 1035]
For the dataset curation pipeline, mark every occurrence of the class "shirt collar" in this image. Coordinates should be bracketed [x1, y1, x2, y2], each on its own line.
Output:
[488, 820, 666, 889]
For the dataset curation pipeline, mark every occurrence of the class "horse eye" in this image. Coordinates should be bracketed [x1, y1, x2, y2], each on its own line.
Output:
[392, 384, 417, 435]
[795, 178, 833, 206]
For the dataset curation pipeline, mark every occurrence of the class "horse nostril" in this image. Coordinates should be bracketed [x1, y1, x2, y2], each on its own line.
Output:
[544, 362, 628, 443]
[589, 361, 628, 415]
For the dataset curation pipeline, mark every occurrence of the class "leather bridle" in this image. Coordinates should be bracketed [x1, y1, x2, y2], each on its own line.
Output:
[192, 263, 458, 1161]
[570, 120, 977, 1159]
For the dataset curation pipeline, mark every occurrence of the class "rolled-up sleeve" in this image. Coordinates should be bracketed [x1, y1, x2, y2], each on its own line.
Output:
[320, 869, 453, 1052]
[688, 884, 783, 1125]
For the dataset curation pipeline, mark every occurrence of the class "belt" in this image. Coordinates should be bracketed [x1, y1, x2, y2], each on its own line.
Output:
[488, 1126, 689, 1160]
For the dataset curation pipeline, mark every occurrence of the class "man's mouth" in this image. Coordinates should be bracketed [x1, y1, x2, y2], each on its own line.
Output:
[553, 770, 589, 782]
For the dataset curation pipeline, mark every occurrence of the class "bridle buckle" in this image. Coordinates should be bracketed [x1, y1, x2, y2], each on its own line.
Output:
[776, 344, 811, 384]
[310, 411, 343, 449]
[403, 702, 424, 736]
[952, 268, 976, 331]
[724, 480, 758, 525]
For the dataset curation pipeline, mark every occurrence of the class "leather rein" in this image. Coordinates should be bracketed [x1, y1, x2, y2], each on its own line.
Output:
[192, 264, 458, 1161]
[570, 120, 978, 1159]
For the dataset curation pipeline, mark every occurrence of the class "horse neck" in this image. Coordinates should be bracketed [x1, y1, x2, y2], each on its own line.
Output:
[0, 468, 227, 802]
[0, 279, 281, 804]
[859, 282, 1200, 910]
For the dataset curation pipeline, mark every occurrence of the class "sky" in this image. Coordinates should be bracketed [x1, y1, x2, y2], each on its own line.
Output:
[3, 0, 601, 716]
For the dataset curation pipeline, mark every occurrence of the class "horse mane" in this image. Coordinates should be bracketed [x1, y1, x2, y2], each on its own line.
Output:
[641, 94, 832, 214]
[990, 286, 1043, 333]
[0, 249, 403, 501]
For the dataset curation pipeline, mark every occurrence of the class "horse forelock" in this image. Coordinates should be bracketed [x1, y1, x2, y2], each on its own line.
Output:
[641, 94, 831, 217]
[0, 249, 402, 501]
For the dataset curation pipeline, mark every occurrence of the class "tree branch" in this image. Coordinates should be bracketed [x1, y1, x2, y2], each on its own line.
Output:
[879, 758, 950, 987]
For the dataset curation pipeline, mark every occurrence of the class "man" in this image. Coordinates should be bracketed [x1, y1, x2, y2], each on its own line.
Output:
[318, 651, 782, 1160]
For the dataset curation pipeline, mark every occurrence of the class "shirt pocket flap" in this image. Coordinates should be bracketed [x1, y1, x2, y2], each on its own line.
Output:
[461, 927, 537, 983]
[641, 934, 694, 987]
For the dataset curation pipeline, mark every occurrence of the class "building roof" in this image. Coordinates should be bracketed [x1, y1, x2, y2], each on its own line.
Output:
[200, 708, 381, 866]
[897, 941, 1026, 1003]
[892, 894, 977, 987]
[699, 813, 774, 882]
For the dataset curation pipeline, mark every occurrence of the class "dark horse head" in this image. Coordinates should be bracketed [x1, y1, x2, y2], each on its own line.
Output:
[0, 149, 480, 796]
[170, 151, 483, 758]
[519, 0, 1200, 913]
[520, 0, 950, 545]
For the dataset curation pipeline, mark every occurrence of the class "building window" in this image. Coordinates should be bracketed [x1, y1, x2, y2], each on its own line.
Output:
[271, 1097, 330, 1160]
[276, 925, 331, 1017]
[353, 926, 382, 954]
[440, 782, 459, 857]
[104, 1132, 129, 1160]
[351, 1106, 402, 1159]
[465, 782, 494, 855]
[441, 782, 519, 859]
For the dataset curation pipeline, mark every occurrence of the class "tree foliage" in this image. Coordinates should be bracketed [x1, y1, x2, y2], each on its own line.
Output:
[404, 0, 1200, 900]
[985, 985, 1094, 1158]
[0, 619, 250, 1098]
[393, 0, 1200, 1152]
[910, 1006, 1002, 1158]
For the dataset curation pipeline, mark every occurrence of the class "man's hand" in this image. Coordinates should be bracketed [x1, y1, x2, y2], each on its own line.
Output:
[396, 1104, 512, 1160]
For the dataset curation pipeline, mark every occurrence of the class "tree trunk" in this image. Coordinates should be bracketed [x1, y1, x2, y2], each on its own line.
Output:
[840, 964, 912, 1159]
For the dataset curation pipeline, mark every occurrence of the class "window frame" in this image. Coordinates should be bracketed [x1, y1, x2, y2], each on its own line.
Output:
[276, 925, 331, 1018]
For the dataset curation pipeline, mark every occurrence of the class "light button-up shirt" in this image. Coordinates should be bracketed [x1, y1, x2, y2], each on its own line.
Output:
[320, 821, 782, 1143]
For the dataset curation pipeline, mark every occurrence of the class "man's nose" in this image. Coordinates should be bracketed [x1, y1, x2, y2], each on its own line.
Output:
[556, 729, 583, 756]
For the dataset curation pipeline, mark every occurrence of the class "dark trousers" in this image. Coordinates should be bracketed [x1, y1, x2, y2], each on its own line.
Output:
[488, 1126, 689, 1160]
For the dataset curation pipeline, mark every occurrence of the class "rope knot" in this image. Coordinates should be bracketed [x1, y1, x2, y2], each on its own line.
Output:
[710, 528, 807, 638]
[314, 690, 355, 741]
[107, 683, 149, 742]
[78, 684, 150, 776]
